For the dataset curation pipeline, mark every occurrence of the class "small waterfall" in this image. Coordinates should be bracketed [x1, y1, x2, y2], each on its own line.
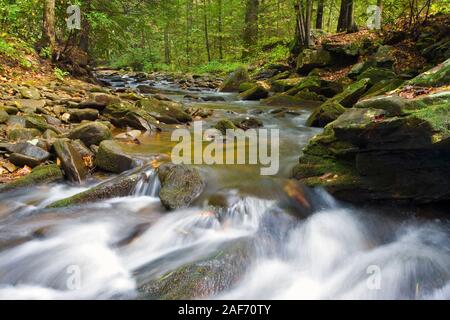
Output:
[133, 169, 160, 197]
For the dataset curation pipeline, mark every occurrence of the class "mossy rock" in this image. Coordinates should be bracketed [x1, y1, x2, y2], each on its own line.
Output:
[348, 61, 376, 79]
[361, 79, 404, 99]
[0, 164, 63, 193]
[0, 109, 9, 124]
[46, 165, 149, 208]
[295, 89, 326, 102]
[239, 85, 269, 100]
[158, 163, 205, 210]
[68, 122, 113, 147]
[95, 140, 139, 173]
[306, 101, 346, 128]
[271, 78, 303, 92]
[7, 127, 41, 141]
[24, 114, 61, 134]
[357, 67, 397, 86]
[53, 139, 88, 183]
[407, 58, 450, 87]
[137, 98, 192, 124]
[104, 102, 160, 131]
[213, 119, 237, 135]
[262, 94, 322, 108]
[238, 82, 256, 93]
[219, 67, 250, 92]
[330, 78, 371, 107]
[297, 49, 333, 73]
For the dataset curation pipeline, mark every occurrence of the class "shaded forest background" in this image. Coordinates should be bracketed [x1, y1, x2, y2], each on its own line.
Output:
[1, 0, 449, 74]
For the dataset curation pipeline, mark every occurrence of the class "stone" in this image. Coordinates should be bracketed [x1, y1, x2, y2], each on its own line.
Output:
[357, 67, 397, 86]
[19, 87, 41, 100]
[24, 115, 61, 134]
[137, 98, 192, 124]
[240, 85, 269, 100]
[68, 108, 99, 122]
[79, 93, 122, 110]
[306, 101, 346, 127]
[0, 164, 63, 193]
[407, 58, 450, 87]
[232, 117, 263, 130]
[7, 127, 41, 141]
[158, 163, 205, 210]
[238, 82, 256, 93]
[296, 49, 332, 73]
[272, 78, 303, 92]
[213, 119, 237, 135]
[331, 78, 371, 108]
[53, 139, 88, 183]
[103, 102, 160, 131]
[7, 142, 51, 168]
[68, 122, 112, 146]
[262, 94, 323, 108]
[13, 99, 46, 113]
[219, 67, 251, 92]
[0, 110, 9, 123]
[95, 140, 139, 173]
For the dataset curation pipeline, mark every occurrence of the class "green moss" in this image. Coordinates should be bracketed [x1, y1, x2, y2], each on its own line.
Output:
[238, 82, 255, 93]
[411, 103, 450, 134]
[0, 164, 63, 193]
[213, 119, 238, 135]
[408, 58, 450, 87]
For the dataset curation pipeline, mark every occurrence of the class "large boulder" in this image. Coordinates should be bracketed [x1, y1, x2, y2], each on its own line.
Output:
[67, 108, 99, 122]
[306, 101, 346, 128]
[297, 49, 332, 73]
[356, 67, 397, 86]
[7, 127, 41, 141]
[219, 67, 251, 92]
[271, 78, 303, 92]
[262, 94, 322, 108]
[19, 86, 41, 100]
[330, 78, 371, 107]
[53, 139, 88, 183]
[79, 93, 122, 110]
[68, 122, 112, 146]
[158, 163, 205, 210]
[239, 85, 269, 100]
[213, 119, 238, 135]
[407, 58, 450, 87]
[0, 164, 63, 193]
[95, 140, 139, 173]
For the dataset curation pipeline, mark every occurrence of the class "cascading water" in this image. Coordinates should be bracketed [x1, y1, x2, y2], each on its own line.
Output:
[0, 75, 449, 300]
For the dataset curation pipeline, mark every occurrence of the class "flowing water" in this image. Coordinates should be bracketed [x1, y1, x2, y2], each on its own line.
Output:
[0, 74, 449, 300]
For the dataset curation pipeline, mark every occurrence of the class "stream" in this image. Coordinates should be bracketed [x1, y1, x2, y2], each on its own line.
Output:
[0, 74, 449, 300]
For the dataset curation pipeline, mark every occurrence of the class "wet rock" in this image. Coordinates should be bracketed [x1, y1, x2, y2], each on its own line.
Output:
[67, 108, 99, 122]
[213, 119, 237, 135]
[262, 94, 322, 108]
[272, 78, 303, 92]
[137, 85, 159, 94]
[239, 85, 269, 100]
[68, 122, 113, 147]
[0, 164, 63, 193]
[53, 139, 88, 183]
[46, 165, 151, 208]
[95, 140, 139, 173]
[232, 117, 263, 130]
[103, 102, 161, 131]
[219, 67, 251, 92]
[7, 142, 51, 168]
[201, 95, 226, 102]
[137, 98, 192, 124]
[114, 130, 142, 142]
[158, 163, 205, 210]
[295, 89, 327, 102]
[297, 48, 332, 73]
[306, 101, 346, 127]
[238, 82, 256, 93]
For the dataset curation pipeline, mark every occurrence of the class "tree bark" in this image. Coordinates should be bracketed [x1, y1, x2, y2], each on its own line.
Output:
[42, 0, 56, 56]
[218, 0, 223, 60]
[79, 0, 91, 53]
[316, 0, 324, 29]
[203, 0, 211, 62]
[242, 0, 259, 58]
[164, 22, 171, 65]
[337, 0, 348, 32]
[305, 0, 312, 46]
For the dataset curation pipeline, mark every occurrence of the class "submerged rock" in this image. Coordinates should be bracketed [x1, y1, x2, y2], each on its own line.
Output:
[0, 164, 63, 193]
[68, 122, 112, 146]
[158, 163, 205, 210]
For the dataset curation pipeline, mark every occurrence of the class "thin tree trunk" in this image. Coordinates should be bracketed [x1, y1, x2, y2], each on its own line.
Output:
[203, 0, 211, 62]
[316, 0, 324, 29]
[337, 0, 348, 32]
[164, 21, 171, 65]
[242, 0, 259, 58]
[185, 0, 193, 66]
[42, 0, 56, 57]
[218, 0, 223, 60]
[305, 0, 312, 46]
[79, 0, 91, 53]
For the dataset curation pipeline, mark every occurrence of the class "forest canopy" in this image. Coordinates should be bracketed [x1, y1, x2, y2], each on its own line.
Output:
[1, 0, 449, 73]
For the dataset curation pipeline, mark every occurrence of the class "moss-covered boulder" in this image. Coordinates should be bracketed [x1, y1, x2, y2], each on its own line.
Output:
[272, 78, 303, 92]
[238, 82, 256, 93]
[137, 98, 192, 124]
[232, 117, 263, 130]
[357, 67, 397, 86]
[306, 101, 346, 128]
[68, 108, 99, 122]
[68, 122, 113, 146]
[0, 109, 9, 124]
[407, 58, 450, 87]
[0, 164, 63, 193]
[53, 139, 88, 183]
[7, 127, 41, 141]
[239, 85, 269, 100]
[295, 89, 327, 102]
[361, 79, 404, 99]
[79, 92, 122, 110]
[95, 140, 139, 173]
[213, 119, 238, 135]
[297, 49, 333, 73]
[219, 67, 251, 92]
[330, 78, 371, 107]
[348, 61, 377, 79]
[46, 165, 151, 208]
[373, 45, 396, 68]
[158, 163, 205, 210]
[24, 114, 61, 134]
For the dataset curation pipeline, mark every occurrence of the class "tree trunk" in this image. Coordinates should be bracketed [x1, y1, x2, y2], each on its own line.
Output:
[346, 0, 358, 33]
[42, 0, 56, 56]
[79, 0, 91, 53]
[203, 0, 211, 62]
[185, 0, 193, 66]
[316, 0, 324, 29]
[337, 0, 348, 32]
[305, 0, 312, 47]
[218, 0, 223, 60]
[242, 0, 259, 58]
[164, 22, 171, 65]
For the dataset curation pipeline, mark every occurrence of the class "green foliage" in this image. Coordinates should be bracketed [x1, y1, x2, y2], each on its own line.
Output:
[0, 34, 34, 69]
[54, 67, 69, 80]
[190, 61, 245, 75]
